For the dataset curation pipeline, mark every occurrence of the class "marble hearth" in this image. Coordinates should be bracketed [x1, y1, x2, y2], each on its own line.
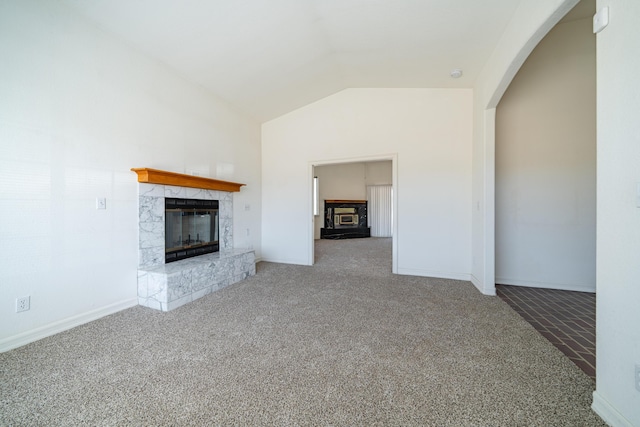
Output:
[134, 173, 255, 312]
[137, 248, 255, 311]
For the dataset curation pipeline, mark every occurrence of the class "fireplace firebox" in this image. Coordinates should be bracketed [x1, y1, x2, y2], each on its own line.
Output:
[165, 198, 219, 263]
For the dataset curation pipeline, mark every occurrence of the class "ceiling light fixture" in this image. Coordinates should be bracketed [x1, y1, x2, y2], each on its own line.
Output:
[450, 68, 463, 79]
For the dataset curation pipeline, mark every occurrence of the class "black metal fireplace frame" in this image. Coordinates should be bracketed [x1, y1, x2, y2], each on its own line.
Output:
[165, 197, 219, 263]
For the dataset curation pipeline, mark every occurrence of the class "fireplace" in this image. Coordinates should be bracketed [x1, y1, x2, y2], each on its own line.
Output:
[165, 197, 219, 263]
[133, 168, 255, 312]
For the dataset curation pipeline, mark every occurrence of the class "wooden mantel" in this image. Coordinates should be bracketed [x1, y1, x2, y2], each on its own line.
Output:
[325, 199, 367, 204]
[131, 168, 245, 192]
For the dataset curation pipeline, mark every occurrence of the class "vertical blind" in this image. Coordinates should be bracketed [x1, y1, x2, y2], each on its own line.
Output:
[367, 185, 393, 237]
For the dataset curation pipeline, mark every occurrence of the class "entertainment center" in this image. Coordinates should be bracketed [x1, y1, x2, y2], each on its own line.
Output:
[320, 199, 371, 239]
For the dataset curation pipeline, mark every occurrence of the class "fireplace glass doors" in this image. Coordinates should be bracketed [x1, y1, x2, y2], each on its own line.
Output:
[165, 198, 219, 263]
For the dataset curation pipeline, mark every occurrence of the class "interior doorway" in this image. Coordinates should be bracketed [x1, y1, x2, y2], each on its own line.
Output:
[310, 155, 398, 273]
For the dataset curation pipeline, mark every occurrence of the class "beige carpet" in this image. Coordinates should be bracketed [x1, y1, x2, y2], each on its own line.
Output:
[0, 238, 604, 426]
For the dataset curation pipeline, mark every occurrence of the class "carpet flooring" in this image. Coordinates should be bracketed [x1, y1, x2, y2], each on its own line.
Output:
[0, 238, 604, 426]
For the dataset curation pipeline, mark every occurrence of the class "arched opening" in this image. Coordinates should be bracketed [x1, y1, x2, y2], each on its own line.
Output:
[490, 0, 597, 379]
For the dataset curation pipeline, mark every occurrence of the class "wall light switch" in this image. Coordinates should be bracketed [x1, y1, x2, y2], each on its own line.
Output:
[96, 197, 107, 210]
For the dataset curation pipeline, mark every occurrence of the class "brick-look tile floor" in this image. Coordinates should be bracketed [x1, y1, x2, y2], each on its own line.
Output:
[496, 284, 596, 380]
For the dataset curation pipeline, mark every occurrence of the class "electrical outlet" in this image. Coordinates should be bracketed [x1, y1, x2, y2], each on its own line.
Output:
[635, 364, 640, 392]
[16, 296, 30, 313]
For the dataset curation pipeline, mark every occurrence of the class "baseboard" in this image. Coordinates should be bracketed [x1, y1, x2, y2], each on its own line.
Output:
[470, 274, 482, 293]
[260, 257, 311, 266]
[592, 391, 633, 427]
[495, 277, 595, 293]
[0, 298, 138, 353]
[470, 274, 496, 296]
[396, 268, 471, 282]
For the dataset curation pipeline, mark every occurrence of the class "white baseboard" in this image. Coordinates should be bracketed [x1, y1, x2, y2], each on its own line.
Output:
[470, 274, 482, 293]
[396, 268, 471, 282]
[0, 298, 138, 353]
[259, 257, 311, 266]
[495, 277, 595, 293]
[592, 391, 633, 427]
[470, 274, 497, 296]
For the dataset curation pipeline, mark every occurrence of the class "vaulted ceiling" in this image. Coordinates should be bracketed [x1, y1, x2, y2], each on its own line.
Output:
[59, 0, 591, 122]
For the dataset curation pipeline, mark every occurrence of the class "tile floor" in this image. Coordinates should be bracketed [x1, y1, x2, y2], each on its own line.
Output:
[496, 284, 596, 380]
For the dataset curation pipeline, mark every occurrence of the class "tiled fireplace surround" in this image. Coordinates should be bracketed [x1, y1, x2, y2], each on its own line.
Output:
[136, 182, 255, 311]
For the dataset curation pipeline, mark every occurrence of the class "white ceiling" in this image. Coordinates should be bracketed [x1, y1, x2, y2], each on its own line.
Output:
[59, 0, 588, 122]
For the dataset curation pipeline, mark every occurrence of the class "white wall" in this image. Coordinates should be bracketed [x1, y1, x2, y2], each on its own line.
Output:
[592, 1, 640, 425]
[317, 163, 367, 201]
[0, 0, 261, 351]
[495, 17, 596, 292]
[365, 161, 393, 186]
[262, 88, 472, 280]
